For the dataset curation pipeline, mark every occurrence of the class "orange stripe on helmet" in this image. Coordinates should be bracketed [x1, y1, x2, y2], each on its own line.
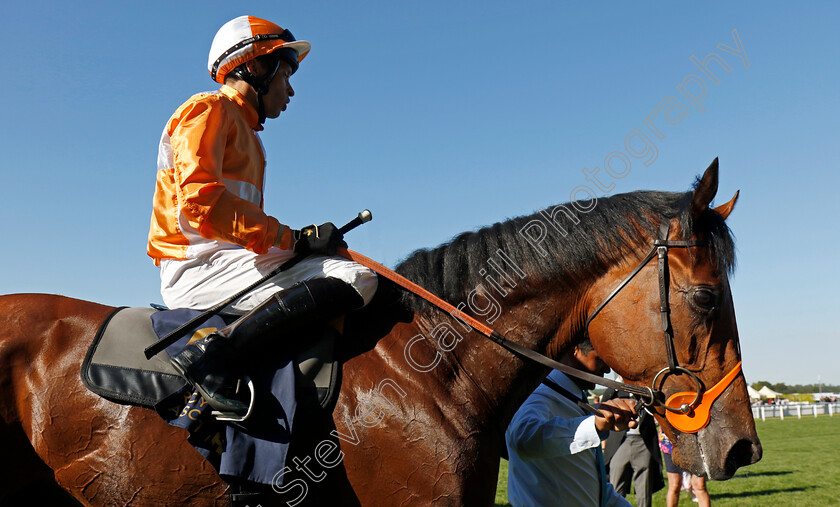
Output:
[208, 15, 310, 84]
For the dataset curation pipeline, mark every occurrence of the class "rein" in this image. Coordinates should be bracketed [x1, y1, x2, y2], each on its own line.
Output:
[337, 250, 652, 408]
[340, 217, 741, 434]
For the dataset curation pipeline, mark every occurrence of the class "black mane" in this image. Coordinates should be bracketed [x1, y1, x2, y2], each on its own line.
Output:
[394, 186, 735, 314]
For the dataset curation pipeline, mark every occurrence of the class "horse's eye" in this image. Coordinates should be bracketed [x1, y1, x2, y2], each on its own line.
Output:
[693, 289, 717, 309]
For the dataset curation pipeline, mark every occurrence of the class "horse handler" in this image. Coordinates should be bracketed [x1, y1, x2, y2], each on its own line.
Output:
[147, 15, 377, 417]
[505, 340, 637, 507]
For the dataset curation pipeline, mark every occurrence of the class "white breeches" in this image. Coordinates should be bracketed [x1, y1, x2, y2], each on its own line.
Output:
[159, 247, 378, 314]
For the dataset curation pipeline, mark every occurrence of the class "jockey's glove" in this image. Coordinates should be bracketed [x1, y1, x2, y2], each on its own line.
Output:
[292, 222, 347, 256]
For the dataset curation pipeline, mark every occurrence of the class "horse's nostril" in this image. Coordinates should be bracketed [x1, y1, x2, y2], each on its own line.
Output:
[725, 438, 762, 475]
[750, 440, 763, 464]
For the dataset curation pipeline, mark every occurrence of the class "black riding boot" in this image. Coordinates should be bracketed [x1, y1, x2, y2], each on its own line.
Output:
[169, 277, 363, 416]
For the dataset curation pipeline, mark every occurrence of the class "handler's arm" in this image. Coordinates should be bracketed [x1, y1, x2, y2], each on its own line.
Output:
[505, 394, 605, 461]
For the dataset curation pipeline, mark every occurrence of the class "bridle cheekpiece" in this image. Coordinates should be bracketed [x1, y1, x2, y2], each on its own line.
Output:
[584, 219, 741, 433]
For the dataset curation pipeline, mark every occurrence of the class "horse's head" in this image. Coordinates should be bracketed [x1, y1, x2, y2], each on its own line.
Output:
[584, 159, 761, 480]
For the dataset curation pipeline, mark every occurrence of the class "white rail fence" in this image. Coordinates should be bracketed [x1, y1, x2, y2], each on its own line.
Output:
[752, 402, 840, 421]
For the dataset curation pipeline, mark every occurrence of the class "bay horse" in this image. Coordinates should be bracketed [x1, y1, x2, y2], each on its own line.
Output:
[0, 160, 761, 505]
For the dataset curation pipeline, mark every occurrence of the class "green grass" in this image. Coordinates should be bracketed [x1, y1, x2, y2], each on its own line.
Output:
[495, 415, 840, 506]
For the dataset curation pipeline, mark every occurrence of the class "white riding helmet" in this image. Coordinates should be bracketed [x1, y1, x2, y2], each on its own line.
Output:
[208, 15, 311, 84]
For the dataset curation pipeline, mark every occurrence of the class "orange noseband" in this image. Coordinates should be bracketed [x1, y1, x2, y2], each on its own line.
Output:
[663, 361, 742, 433]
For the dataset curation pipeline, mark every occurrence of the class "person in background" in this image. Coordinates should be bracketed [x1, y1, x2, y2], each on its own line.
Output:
[657, 423, 711, 506]
[602, 379, 664, 507]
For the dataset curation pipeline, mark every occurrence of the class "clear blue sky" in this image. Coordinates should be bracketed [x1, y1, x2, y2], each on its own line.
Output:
[2, 1, 837, 386]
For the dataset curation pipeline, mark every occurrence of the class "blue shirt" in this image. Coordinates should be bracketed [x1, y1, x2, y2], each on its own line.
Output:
[505, 370, 631, 507]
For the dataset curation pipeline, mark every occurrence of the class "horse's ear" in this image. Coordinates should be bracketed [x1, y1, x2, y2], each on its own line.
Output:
[691, 158, 719, 219]
[713, 190, 739, 220]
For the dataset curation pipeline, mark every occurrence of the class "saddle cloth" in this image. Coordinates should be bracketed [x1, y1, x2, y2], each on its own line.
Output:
[81, 306, 342, 410]
[80, 306, 344, 486]
[80, 306, 191, 406]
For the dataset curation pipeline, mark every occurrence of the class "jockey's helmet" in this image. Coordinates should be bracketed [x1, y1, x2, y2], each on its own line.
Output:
[208, 15, 310, 85]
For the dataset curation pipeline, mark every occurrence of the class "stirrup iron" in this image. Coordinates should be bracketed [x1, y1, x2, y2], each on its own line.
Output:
[212, 377, 257, 422]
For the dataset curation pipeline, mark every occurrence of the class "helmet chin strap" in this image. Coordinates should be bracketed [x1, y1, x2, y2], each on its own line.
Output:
[256, 94, 268, 125]
[231, 60, 280, 124]
[251, 69, 276, 125]
[230, 48, 299, 124]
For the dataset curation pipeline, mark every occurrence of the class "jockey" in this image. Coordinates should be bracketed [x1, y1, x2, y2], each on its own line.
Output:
[147, 15, 378, 416]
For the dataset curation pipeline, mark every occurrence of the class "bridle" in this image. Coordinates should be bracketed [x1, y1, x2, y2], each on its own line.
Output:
[584, 219, 706, 414]
[338, 217, 742, 434]
[582, 218, 742, 432]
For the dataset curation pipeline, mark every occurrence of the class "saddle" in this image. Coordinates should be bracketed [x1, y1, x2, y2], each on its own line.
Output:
[80, 306, 343, 411]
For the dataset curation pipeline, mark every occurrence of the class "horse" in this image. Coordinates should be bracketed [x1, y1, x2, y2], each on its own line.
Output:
[0, 159, 761, 505]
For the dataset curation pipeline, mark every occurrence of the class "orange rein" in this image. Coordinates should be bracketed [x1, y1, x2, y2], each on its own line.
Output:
[338, 248, 657, 406]
[338, 247, 495, 337]
[341, 247, 743, 434]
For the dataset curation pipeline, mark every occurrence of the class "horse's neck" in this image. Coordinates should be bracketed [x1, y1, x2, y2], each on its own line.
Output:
[415, 280, 588, 433]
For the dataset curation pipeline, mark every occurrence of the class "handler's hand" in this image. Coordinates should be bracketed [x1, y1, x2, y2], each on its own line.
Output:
[593, 398, 638, 433]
